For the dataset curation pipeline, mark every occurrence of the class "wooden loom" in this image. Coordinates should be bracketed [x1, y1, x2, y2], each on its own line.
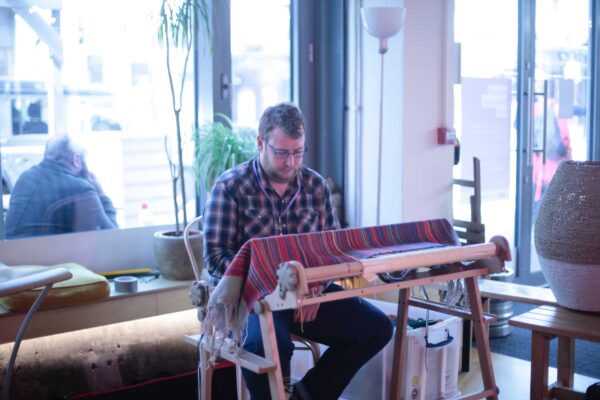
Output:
[187, 236, 511, 400]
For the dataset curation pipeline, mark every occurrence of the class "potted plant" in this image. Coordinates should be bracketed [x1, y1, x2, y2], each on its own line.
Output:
[194, 114, 257, 199]
[153, 0, 208, 280]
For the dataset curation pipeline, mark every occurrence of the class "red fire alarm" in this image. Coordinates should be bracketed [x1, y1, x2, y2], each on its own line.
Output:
[437, 128, 458, 145]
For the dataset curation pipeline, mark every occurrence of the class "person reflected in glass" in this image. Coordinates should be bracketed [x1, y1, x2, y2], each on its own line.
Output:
[11, 102, 22, 135]
[203, 103, 393, 400]
[5, 135, 118, 238]
[22, 101, 48, 134]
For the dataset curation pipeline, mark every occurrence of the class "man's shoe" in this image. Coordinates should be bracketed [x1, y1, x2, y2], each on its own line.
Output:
[288, 386, 302, 400]
[586, 382, 600, 400]
[289, 381, 314, 400]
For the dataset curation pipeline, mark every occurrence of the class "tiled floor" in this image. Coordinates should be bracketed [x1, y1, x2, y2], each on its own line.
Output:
[459, 348, 597, 400]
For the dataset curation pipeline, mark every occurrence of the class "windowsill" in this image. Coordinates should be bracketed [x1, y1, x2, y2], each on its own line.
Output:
[0, 277, 194, 344]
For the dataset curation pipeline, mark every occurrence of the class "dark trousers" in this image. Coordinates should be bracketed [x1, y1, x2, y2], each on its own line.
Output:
[242, 283, 394, 400]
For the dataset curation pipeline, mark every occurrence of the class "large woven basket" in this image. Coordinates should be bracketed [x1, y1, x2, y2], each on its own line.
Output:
[534, 160, 600, 312]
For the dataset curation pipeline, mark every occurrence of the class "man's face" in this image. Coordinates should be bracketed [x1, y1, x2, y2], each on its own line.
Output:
[258, 126, 305, 184]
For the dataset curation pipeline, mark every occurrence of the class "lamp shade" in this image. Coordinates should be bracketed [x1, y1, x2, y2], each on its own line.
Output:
[360, 7, 406, 39]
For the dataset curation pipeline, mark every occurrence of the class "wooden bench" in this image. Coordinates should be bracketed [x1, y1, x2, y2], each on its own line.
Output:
[509, 305, 600, 400]
[477, 278, 557, 306]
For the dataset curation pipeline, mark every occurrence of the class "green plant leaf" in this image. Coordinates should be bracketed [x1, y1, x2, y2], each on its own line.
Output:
[194, 119, 258, 194]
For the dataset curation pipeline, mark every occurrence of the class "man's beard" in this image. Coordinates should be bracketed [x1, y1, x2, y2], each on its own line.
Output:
[269, 166, 299, 183]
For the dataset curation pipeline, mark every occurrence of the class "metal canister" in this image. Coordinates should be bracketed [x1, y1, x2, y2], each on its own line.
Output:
[488, 267, 514, 338]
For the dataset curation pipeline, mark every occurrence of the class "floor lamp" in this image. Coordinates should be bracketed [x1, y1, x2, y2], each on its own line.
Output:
[360, 7, 406, 224]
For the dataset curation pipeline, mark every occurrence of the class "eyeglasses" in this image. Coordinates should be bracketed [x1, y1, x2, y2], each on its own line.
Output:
[265, 142, 307, 160]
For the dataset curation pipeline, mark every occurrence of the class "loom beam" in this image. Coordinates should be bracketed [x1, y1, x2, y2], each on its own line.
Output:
[264, 236, 511, 312]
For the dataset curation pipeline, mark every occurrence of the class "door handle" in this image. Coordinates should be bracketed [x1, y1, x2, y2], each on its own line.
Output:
[541, 80, 548, 164]
[525, 76, 534, 168]
[533, 80, 549, 164]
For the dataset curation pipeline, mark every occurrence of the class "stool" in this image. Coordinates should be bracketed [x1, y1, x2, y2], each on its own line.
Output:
[509, 304, 600, 400]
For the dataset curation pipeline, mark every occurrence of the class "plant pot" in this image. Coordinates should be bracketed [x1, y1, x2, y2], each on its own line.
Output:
[153, 230, 203, 280]
[534, 160, 600, 312]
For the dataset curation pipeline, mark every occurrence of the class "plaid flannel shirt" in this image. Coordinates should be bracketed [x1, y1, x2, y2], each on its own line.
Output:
[203, 156, 340, 284]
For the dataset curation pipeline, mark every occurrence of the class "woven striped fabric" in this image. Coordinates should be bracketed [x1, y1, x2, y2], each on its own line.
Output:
[224, 218, 460, 313]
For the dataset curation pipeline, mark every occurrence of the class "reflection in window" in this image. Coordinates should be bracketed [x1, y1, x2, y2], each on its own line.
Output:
[87, 55, 104, 84]
[0, 0, 196, 239]
[230, 0, 291, 128]
[4, 135, 118, 239]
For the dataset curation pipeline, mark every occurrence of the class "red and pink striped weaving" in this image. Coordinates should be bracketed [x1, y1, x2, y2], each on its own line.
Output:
[225, 218, 460, 313]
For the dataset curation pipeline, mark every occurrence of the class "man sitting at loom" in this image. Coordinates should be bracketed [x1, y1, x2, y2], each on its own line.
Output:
[203, 102, 393, 400]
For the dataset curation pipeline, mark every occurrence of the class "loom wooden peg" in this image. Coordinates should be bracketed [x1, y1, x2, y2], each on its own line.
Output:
[489, 235, 512, 262]
[474, 235, 512, 274]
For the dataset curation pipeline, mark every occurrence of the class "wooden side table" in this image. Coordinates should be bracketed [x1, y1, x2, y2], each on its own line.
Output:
[509, 305, 600, 400]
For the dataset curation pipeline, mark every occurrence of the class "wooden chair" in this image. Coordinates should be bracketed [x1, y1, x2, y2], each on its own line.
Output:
[453, 157, 485, 245]
[452, 157, 485, 372]
[184, 215, 248, 399]
[183, 215, 320, 400]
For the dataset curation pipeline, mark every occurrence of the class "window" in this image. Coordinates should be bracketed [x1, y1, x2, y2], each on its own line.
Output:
[230, 0, 291, 128]
[0, 0, 196, 239]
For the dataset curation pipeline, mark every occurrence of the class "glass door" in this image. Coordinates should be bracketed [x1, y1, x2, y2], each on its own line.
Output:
[453, 0, 519, 270]
[230, 0, 291, 128]
[517, 0, 591, 284]
[455, 0, 592, 285]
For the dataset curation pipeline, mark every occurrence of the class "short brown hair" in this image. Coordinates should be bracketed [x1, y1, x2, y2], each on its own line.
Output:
[258, 102, 306, 141]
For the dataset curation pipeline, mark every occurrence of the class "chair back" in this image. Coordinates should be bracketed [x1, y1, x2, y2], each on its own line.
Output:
[184, 215, 203, 281]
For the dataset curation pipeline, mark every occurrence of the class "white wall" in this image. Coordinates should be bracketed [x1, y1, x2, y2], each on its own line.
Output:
[346, 0, 456, 227]
[401, 0, 455, 222]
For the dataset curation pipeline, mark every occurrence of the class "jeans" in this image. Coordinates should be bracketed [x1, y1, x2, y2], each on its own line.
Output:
[242, 283, 394, 400]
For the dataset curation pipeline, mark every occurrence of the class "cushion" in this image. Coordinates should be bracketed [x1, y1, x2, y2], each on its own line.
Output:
[0, 263, 110, 312]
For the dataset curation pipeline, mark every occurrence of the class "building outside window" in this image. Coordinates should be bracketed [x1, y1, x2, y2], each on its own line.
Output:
[230, 0, 291, 128]
[0, 0, 196, 236]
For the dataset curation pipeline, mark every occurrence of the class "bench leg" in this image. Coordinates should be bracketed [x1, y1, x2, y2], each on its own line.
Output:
[465, 276, 498, 399]
[557, 336, 575, 389]
[258, 307, 286, 400]
[530, 332, 551, 400]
